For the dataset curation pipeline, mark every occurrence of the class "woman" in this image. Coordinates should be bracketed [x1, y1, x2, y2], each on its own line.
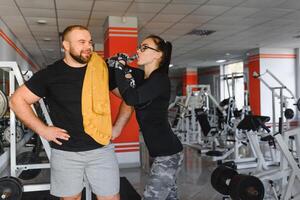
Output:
[113, 35, 183, 200]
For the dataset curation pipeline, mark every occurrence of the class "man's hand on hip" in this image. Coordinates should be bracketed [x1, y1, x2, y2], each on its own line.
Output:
[40, 126, 70, 145]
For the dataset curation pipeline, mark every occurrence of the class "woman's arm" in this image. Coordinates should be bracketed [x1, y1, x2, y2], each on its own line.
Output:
[115, 69, 168, 106]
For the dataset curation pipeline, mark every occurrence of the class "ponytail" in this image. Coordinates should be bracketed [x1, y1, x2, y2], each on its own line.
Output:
[160, 41, 172, 73]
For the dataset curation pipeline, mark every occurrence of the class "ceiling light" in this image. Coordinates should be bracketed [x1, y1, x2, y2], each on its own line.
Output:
[216, 59, 226, 63]
[169, 64, 174, 68]
[43, 37, 52, 41]
[37, 19, 47, 24]
[225, 53, 231, 56]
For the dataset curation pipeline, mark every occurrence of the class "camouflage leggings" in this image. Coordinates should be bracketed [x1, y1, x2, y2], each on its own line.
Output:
[143, 151, 184, 200]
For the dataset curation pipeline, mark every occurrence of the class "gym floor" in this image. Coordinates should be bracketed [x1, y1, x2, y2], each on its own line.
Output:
[20, 146, 223, 200]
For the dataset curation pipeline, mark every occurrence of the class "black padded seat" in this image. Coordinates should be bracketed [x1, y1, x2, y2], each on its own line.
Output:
[237, 115, 270, 132]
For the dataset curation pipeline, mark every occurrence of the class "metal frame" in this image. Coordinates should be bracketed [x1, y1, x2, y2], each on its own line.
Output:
[255, 127, 300, 200]
[254, 70, 296, 134]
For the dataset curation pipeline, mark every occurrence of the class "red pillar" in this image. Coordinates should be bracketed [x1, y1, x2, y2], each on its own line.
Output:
[247, 54, 261, 115]
[104, 16, 140, 167]
[182, 68, 198, 96]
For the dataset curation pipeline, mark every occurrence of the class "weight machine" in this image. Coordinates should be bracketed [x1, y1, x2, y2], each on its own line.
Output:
[253, 69, 296, 133]
[169, 84, 237, 161]
[169, 85, 210, 145]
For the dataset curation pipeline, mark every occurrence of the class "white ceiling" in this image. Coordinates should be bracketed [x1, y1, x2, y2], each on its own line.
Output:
[1, 0, 300, 68]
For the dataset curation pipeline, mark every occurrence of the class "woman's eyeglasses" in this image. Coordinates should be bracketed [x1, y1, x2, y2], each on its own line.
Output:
[138, 44, 160, 52]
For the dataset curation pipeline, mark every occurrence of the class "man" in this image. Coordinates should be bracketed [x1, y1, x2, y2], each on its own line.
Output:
[9, 25, 132, 200]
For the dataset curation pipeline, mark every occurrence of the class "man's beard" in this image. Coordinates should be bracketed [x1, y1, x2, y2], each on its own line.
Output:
[69, 50, 91, 64]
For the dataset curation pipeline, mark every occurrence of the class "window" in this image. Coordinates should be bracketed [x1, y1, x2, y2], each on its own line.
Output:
[220, 62, 245, 110]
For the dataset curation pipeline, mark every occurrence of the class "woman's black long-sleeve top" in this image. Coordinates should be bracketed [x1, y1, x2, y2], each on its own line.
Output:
[115, 67, 183, 157]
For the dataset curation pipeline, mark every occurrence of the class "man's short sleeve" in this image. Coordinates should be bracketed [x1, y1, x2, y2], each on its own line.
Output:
[24, 68, 49, 98]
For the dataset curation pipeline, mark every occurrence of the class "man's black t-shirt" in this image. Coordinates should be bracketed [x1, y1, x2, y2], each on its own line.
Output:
[25, 59, 116, 151]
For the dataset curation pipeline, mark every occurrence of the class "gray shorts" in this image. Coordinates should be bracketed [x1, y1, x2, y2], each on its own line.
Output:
[50, 144, 119, 197]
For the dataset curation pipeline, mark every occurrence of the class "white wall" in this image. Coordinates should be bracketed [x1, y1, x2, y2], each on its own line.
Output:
[259, 48, 296, 123]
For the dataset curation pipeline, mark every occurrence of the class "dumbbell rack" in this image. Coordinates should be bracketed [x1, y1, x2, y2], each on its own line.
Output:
[0, 62, 92, 199]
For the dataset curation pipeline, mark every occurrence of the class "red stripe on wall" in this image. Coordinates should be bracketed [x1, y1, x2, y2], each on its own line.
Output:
[108, 27, 138, 31]
[249, 54, 296, 62]
[260, 54, 296, 59]
[104, 27, 138, 41]
[0, 29, 38, 70]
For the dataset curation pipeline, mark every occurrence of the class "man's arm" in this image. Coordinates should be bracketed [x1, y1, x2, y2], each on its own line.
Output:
[111, 88, 134, 140]
[9, 85, 70, 145]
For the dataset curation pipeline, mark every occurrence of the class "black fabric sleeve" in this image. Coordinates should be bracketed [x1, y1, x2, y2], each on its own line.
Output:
[108, 67, 117, 91]
[24, 68, 49, 98]
[115, 69, 168, 106]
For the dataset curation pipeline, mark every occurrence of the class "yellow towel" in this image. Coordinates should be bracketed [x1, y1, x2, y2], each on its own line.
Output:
[82, 52, 112, 145]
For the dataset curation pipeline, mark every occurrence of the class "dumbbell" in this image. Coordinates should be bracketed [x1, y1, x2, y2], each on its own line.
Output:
[211, 165, 264, 200]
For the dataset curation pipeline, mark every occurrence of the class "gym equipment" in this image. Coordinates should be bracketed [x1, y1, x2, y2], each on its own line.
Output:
[211, 165, 264, 200]
[255, 126, 300, 200]
[0, 176, 22, 200]
[253, 70, 296, 134]
[236, 115, 279, 171]
[0, 63, 51, 194]
[16, 151, 41, 180]
[0, 90, 8, 118]
[195, 108, 224, 157]
[169, 85, 211, 146]
[209, 72, 251, 163]
[236, 114, 300, 199]
[3, 126, 24, 144]
[284, 108, 294, 119]
[295, 98, 300, 111]
[0, 61, 94, 200]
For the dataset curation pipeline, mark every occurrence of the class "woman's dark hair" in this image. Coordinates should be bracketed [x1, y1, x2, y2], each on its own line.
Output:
[145, 35, 172, 74]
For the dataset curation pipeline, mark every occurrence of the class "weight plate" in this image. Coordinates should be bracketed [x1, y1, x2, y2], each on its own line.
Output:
[284, 108, 294, 120]
[0, 90, 8, 118]
[211, 165, 238, 195]
[0, 176, 22, 200]
[229, 174, 264, 200]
